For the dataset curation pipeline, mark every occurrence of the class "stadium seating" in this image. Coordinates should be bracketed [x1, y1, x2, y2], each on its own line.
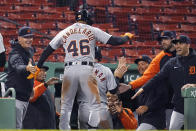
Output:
[1, 0, 196, 63]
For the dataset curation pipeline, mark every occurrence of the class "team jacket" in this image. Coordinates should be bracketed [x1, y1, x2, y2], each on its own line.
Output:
[23, 80, 56, 129]
[130, 50, 175, 109]
[5, 40, 35, 101]
[112, 108, 137, 129]
[129, 50, 175, 89]
[137, 86, 167, 129]
[143, 48, 196, 114]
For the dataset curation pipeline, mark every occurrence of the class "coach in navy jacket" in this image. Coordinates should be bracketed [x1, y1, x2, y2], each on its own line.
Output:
[5, 26, 36, 129]
[134, 35, 196, 130]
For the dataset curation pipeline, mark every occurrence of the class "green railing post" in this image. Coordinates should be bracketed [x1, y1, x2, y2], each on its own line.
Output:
[181, 87, 196, 129]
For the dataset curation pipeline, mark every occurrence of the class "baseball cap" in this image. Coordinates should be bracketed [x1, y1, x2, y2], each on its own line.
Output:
[40, 65, 49, 71]
[18, 26, 34, 38]
[172, 35, 191, 44]
[157, 31, 176, 41]
[134, 55, 152, 64]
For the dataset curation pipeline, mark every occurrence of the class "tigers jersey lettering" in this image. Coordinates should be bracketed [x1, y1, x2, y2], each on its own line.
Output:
[49, 23, 111, 62]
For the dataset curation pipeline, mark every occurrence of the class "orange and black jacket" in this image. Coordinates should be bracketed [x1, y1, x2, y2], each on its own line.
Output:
[23, 80, 56, 129]
[30, 80, 47, 102]
[129, 50, 176, 89]
[118, 108, 138, 129]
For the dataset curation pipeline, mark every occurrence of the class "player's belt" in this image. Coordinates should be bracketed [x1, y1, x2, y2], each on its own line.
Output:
[65, 61, 94, 67]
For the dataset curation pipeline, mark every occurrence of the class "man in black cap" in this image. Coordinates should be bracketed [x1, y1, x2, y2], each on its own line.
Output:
[133, 35, 196, 129]
[119, 31, 176, 129]
[5, 26, 36, 129]
[134, 55, 168, 130]
[134, 55, 152, 75]
[23, 65, 59, 129]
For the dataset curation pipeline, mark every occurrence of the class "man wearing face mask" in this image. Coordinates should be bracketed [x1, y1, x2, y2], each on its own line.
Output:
[5, 26, 37, 129]
[132, 35, 195, 129]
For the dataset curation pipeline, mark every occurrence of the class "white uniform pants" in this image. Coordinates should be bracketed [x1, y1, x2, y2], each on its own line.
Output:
[169, 111, 184, 130]
[15, 99, 29, 129]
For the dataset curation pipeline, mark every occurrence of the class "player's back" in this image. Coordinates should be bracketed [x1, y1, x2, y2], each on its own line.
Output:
[62, 23, 97, 63]
[49, 22, 111, 63]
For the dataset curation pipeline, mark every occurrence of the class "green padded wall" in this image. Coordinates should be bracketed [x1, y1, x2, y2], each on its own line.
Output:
[0, 98, 16, 129]
[182, 87, 196, 129]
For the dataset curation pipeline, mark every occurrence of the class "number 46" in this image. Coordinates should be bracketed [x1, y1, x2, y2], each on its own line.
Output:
[67, 39, 90, 56]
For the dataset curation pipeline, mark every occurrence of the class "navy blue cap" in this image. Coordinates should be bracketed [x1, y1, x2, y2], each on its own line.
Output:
[157, 31, 176, 41]
[40, 65, 49, 71]
[18, 26, 34, 38]
[134, 55, 152, 64]
[172, 35, 191, 44]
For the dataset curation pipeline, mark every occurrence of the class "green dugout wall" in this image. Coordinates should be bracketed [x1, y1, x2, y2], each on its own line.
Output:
[181, 87, 196, 129]
[43, 62, 140, 94]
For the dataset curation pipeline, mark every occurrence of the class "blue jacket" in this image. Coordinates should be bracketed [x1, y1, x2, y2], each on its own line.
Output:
[143, 48, 196, 114]
[5, 40, 35, 101]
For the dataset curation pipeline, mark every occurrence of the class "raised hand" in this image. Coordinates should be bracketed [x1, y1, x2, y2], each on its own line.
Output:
[136, 105, 148, 115]
[181, 83, 196, 90]
[118, 83, 132, 94]
[26, 59, 36, 74]
[114, 57, 130, 79]
[45, 77, 59, 86]
[131, 88, 144, 100]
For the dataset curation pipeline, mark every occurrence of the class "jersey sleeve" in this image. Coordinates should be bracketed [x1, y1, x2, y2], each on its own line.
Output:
[106, 67, 117, 91]
[0, 33, 5, 53]
[93, 27, 112, 44]
[49, 30, 64, 50]
[129, 51, 166, 89]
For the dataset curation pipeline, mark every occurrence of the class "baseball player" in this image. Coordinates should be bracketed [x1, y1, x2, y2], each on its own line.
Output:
[34, 9, 134, 129]
[77, 46, 117, 129]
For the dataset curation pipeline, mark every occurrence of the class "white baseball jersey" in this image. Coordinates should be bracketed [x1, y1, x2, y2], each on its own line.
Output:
[0, 33, 5, 53]
[78, 63, 117, 103]
[77, 63, 117, 129]
[49, 23, 112, 62]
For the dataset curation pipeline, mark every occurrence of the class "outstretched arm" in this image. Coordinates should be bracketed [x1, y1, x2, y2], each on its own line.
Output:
[37, 45, 55, 68]
[107, 33, 134, 46]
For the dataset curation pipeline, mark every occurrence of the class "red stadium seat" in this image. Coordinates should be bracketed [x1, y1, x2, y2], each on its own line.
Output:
[137, 48, 153, 55]
[179, 24, 196, 33]
[140, 0, 170, 8]
[0, 21, 17, 29]
[57, 22, 72, 30]
[186, 16, 196, 24]
[28, 22, 42, 30]
[113, 0, 140, 7]
[125, 49, 138, 57]
[169, 1, 194, 8]
[86, 0, 111, 6]
[42, 22, 57, 30]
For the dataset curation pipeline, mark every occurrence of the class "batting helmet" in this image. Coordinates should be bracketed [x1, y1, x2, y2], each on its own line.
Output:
[75, 9, 93, 25]
[95, 46, 102, 62]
